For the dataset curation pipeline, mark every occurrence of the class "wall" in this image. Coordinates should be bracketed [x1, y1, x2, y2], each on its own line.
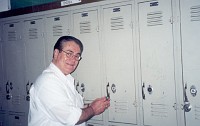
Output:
[10, 0, 57, 9]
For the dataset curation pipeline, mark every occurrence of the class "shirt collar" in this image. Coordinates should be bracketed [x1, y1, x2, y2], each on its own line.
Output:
[49, 62, 74, 83]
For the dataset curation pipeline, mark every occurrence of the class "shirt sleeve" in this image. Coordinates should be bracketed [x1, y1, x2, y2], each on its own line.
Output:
[35, 73, 82, 125]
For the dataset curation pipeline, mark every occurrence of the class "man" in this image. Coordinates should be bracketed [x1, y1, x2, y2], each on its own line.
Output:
[28, 36, 110, 126]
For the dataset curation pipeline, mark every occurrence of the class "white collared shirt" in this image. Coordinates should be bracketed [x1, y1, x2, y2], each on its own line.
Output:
[28, 63, 85, 126]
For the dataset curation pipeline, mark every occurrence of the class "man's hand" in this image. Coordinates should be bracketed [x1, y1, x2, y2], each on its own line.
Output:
[90, 96, 110, 115]
[76, 96, 110, 125]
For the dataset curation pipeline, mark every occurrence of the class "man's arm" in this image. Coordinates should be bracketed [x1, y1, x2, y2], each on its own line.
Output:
[76, 106, 95, 124]
[76, 97, 110, 125]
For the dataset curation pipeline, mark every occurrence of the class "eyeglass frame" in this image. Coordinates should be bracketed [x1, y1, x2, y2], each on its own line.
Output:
[61, 49, 82, 61]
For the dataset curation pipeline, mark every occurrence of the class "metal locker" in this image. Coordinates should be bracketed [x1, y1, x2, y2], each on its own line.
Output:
[102, 3, 137, 124]
[45, 13, 70, 64]
[0, 23, 2, 42]
[0, 42, 8, 126]
[180, 0, 200, 125]
[23, 18, 46, 122]
[72, 8, 103, 121]
[138, 0, 177, 126]
[0, 33, 3, 109]
[2, 21, 26, 113]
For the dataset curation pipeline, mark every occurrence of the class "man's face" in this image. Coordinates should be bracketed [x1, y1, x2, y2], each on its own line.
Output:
[53, 41, 81, 75]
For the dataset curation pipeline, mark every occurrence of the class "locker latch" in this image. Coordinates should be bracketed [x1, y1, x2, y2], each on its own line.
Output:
[111, 84, 116, 93]
[147, 85, 153, 94]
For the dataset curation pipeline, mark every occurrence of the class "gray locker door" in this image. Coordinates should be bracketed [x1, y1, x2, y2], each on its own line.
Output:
[23, 18, 46, 120]
[45, 13, 70, 64]
[138, 0, 177, 126]
[3, 22, 26, 112]
[23, 18, 46, 85]
[180, 0, 200, 125]
[73, 9, 101, 100]
[103, 4, 137, 124]
[72, 9, 103, 121]
[0, 24, 1, 42]
[0, 43, 3, 105]
[0, 42, 8, 126]
[0, 25, 4, 114]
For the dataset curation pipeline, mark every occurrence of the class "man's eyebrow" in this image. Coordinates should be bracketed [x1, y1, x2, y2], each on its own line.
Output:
[66, 50, 81, 55]
[66, 50, 73, 53]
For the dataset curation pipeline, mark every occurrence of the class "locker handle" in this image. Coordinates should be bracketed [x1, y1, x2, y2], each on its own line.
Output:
[6, 81, 13, 93]
[26, 81, 33, 94]
[26, 81, 33, 101]
[142, 82, 145, 100]
[6, 81, 9, 93]
[75, 81, 79, 93]
[106, 83, 110, 100]
[6, 81, 12, 100]
[26, 81, 29, 94]
[183, 83, 192, 112]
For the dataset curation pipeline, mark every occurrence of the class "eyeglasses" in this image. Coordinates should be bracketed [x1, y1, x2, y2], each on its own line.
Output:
[61, 50, 82, 61]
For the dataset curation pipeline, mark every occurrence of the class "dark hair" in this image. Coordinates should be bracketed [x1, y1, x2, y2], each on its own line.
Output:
[54, 36, 83, 54]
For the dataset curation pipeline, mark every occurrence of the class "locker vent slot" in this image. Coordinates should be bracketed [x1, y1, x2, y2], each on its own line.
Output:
[12, 95, 21, 105]
[29, 28, 38, 39]
[191, 5, 200, 21]
[80, 21, 91, 34]
[151, 103, 168, 117]
[8, 31, 17, 41]
[195, 105, 200, 120]
[111, 17, 124, 30]
[0, 110, 6, 114]
[53, 25, 63, 36]
[147, 11, 163, 26]
[113, 101, 128, 113]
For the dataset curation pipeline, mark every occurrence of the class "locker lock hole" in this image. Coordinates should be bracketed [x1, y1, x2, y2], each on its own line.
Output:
[147, 85, 153, 94]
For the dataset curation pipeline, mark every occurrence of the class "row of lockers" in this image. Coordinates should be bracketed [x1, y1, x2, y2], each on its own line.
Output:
[0, 0, 200, 126]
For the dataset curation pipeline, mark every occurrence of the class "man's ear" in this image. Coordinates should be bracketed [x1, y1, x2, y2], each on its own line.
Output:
[53, 49, 59, 59]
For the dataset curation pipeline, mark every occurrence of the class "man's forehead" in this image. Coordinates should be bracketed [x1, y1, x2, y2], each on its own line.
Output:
[63, 41, 81, 53]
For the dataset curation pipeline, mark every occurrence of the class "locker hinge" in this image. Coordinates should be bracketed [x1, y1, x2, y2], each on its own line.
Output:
[41, 32, 45, 38]
[96, 26, 99, 32]
[173, 103, 177, 110]
[169, 16, 174, 24]
[130, 21, 134, 29]
[66, 29, 70, 35]
[19, 35, 22, 40]
[133, 101, 137, 107]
